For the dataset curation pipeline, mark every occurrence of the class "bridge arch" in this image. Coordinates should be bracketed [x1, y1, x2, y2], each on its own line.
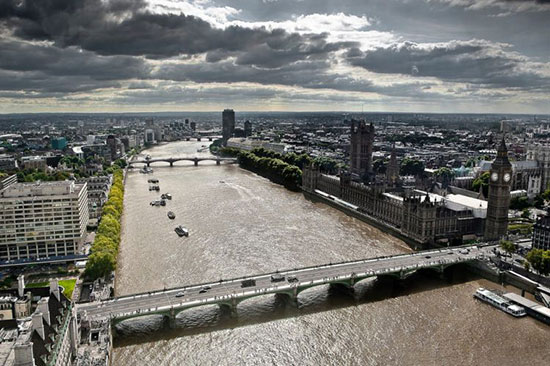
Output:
[146, 161, 172, 167]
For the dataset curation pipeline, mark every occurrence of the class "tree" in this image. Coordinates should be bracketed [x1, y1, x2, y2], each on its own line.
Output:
[525, 249, 550, 274]
[472, 171, 490, 197]
[313, 157, 339, 174]
[510, 196, 530, 210]
[434, 167, 456, 182]
[400, 158, 424, 176]
[500, 240, 516, 257]
[534, 194, 545, 209]
[520, 208, 531, 220]
[85, 251, 116, 279]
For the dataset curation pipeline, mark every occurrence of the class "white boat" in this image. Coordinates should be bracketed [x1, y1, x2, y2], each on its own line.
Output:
[175, 225, 189, 237]
[474, 288, 526, 317]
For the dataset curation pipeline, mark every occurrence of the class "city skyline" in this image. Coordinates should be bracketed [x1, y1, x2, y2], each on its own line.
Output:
[0, 0, 549, 114]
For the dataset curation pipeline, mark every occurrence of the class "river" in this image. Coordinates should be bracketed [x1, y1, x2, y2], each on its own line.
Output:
[112, 141, 550, 365]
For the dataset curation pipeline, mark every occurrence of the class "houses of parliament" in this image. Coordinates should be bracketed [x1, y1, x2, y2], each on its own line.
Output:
[302, 120, 511, 246]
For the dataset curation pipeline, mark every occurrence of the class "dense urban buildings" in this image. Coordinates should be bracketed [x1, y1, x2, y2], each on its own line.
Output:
[0, 279, 78, 366]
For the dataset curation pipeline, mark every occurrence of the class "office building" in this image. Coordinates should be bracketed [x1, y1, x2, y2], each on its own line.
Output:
[0, 181, 89, 261]
[532, 215, 550, 250]
[51, 137, 67, 150]
[244, 120, 252, 137]
[222, 109, 235, 146]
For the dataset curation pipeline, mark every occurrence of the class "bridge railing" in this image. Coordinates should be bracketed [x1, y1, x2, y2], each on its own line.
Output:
[93, 245, 490, 304]
[88, 255, 482, 319]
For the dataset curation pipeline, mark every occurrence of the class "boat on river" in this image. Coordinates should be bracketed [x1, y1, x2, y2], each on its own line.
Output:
[474, 288, 526, 317]
[175, 225, 189, 237]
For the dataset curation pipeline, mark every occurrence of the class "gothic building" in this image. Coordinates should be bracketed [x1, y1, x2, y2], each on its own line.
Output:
[350, 120, 375, 179]
[484, 138, 512, 241]
[386, 144, 400, 187]
[303, 131, 512, 246]
[302, 164, 485, 246]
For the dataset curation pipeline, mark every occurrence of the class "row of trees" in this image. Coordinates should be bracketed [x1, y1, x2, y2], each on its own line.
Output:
[238, 151, 303, 191]
[219, 146, 345, 187]
[84, 169, 124, 280]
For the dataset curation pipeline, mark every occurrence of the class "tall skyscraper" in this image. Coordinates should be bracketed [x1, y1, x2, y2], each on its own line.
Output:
[222, 109, 235, 146]
[244, 120, 252, 137]
[350, 120, 375, 178]
[484, 137, 512, 241]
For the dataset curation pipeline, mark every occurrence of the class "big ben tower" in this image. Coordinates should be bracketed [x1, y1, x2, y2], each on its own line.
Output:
[484, 137, 512, 241]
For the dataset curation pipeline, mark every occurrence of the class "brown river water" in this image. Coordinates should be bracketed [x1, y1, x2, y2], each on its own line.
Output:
[112, 141, 550, 365]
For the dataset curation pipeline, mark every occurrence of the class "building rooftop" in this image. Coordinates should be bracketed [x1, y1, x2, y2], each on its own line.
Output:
[0, 180, 85, 198]
[415, 190, 487, 218]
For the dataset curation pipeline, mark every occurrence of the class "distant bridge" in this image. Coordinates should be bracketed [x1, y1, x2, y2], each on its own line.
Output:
[77, 245, 495, 329]
[183, 136, 221, 142]
[129, 156, 237, 167]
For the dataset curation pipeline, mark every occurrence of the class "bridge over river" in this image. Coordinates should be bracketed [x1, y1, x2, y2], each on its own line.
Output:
[129, 156, 237, 167]
[77, 244, 496, 328]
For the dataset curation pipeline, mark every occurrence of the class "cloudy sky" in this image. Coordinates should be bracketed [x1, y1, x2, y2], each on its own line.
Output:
[0, 0, 549, 114]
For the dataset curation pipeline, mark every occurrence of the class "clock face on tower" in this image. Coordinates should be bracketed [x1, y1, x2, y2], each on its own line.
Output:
[491, 172, 498, 182]
[504, 173, 511, 182]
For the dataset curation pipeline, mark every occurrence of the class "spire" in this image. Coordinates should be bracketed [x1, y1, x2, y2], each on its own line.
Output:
[498, 136, 507, 153]
[478, 183, 485, 200]
[494, 135, 511, 166]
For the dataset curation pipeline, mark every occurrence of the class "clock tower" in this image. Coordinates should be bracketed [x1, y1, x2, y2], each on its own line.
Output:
[484, 137, 512, 241]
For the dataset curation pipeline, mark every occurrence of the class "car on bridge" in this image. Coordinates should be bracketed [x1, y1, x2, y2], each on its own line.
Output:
[175, 292, 185, 298]
[199, 287, 210, 294]
[241, 279, 256, 288]
[287, 276, 298, 283]
[271, 273, 285, 282]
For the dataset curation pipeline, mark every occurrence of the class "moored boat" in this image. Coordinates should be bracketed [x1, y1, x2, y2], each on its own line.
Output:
[474, 288, 526, 317]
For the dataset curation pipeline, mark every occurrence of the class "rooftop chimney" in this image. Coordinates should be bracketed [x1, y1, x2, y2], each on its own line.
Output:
[37, 299, 50, 326]
[18, 275, 25, 298]
[14, 341, 35, 366]
[49, 279, 60, 301]
[32, 313, 45, 340]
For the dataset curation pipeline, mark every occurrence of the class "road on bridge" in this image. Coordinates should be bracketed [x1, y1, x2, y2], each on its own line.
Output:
[77, 245, 496, 321]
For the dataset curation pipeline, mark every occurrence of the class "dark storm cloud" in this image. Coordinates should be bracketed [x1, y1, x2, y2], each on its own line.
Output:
[153, 60, 373, 92]
[0, 39, 149, 80]
[153, 59, 443, 100]
[0, 0, 353, 63]
[345, 40, 550, 90]
[0, 69, 121, 94]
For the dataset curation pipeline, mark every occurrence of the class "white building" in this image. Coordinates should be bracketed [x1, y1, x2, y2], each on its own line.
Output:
[0, 181, 89, 261]
[77, 176, 112, 225]
[226, 137, 288, 154]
